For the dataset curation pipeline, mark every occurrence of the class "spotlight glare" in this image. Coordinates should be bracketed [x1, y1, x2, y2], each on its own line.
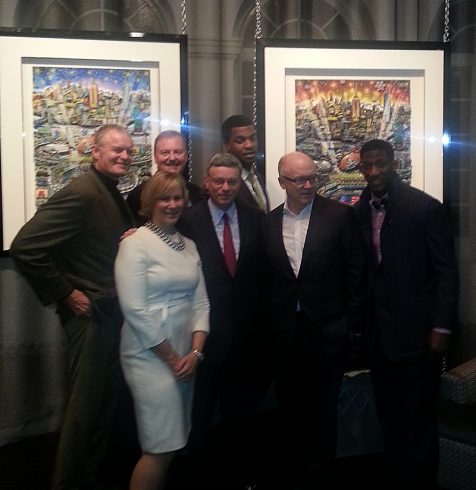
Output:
[442, 133, 450, 146]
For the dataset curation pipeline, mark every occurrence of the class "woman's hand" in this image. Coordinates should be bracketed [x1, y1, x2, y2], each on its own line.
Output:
[174, 351, 200, 382]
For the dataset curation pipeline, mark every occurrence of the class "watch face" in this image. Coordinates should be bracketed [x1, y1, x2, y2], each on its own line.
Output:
[193, 349, 204, 361]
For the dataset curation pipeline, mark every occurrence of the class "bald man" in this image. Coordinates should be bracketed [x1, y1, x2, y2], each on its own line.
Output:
[261, 151, 366, 489]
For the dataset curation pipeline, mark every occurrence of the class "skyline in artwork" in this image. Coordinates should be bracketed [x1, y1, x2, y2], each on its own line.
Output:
[295, 79, 412, 203]
[32, 66, 153, 206]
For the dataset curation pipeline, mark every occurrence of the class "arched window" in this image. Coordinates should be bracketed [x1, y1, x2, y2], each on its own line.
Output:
[233, 0, 369, 115]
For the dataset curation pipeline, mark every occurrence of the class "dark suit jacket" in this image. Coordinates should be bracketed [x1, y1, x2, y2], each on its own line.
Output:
[262, 196, 366, 355]
[177, 199, 265, 364]
[10, 168, 135, 306]
[354, 175, 459, 360]
[238, 169, 270, 212]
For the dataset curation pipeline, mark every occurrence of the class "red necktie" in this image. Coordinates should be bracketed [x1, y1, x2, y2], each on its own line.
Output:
[223, 212, 236, 276]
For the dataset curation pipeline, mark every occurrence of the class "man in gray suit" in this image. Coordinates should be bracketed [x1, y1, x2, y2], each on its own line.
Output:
[10, 124, 136, 490]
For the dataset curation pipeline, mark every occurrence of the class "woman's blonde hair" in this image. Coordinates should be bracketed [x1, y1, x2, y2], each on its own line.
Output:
[139, 171, 189, 219]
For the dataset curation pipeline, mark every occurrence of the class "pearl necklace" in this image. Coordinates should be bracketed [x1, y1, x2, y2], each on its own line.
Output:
[145, 221, 185, 251]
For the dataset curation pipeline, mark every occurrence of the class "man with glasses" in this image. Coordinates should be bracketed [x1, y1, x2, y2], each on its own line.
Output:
[262, 151, 366, 490]
[177, 153, 269, 489]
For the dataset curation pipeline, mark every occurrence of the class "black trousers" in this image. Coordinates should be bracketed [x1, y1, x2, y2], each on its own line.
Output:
[369, 353, 441, 490]
[274, 314, 346, 489]
[183, 349, 271, 489]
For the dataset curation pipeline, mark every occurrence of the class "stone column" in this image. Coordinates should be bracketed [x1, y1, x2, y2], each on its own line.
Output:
[187, 0, 223, 183]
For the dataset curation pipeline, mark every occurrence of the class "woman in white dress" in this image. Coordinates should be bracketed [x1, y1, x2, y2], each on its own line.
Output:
[115, 171, 209, 490]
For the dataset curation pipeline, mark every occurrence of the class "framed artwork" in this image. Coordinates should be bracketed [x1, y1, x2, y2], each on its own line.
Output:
[0, 30, 187, 250]
[256, 39, 449, 209]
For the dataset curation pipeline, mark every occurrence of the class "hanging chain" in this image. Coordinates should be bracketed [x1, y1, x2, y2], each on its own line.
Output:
[180, 0, 187, 35]
[443, 0, 450, 43]
[441, 0, 450, 373]
[252, 0, 262, 126]
[180, 0, 192, 181]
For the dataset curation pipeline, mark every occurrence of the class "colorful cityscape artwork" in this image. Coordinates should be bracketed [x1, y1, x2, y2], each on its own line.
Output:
[295, 79, 411, 204]
[32, 66, 153, 206]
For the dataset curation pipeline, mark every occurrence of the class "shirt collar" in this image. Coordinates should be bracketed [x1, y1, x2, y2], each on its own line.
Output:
[241, 164, 257, 181]
[283, 198, 314, 218]
[370, 192, 389, 211]
[207, 198, 237, 226]
[91, 165, 119, 189]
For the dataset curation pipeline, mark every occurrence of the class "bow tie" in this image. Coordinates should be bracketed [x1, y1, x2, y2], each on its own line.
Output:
[370, 197, 388, 210]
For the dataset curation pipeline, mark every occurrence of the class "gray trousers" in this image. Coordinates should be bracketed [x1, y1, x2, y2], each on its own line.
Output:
[51, 298, 123, 490]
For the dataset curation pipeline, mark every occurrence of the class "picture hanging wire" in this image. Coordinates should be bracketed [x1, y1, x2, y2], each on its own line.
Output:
[253, 0, 263, 127]
[180, 0, 192, 181]
[443, 0, 450, 43]
[441, 0, 450, 373]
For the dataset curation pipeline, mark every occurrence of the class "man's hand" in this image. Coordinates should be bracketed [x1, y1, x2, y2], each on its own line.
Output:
[120, 227, 138, 241]
[63, 289, 92, 317]
[428, 330, 450, 357]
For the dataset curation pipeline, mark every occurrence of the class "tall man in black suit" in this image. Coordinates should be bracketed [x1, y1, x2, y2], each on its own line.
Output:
[355, 139, 459, 489]
[10, 125, 136, 490]
[178, 152, 268, 488]
[262, 151, 366, 489]
[222, 115, 269, 212]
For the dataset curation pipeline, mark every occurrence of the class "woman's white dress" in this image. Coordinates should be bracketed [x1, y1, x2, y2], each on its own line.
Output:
[115, 226, 209, 453]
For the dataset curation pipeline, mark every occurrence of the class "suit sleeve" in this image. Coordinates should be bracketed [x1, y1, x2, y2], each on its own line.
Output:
[344, 206, 367, 332]
[10, 187, 86, 305]
[426, 202, 459, 330]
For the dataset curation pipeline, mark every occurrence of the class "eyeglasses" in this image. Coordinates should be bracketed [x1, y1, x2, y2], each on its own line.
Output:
[279, 174, 318, 186]
[209, 178, 240, 187]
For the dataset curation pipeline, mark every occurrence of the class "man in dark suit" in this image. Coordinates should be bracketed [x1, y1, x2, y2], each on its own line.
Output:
[177, 152, 268, 488]
[355, 139, 459, 489]
[262, 151, 366, 489]
[127, 130, 202, 223]
[222, 115, 269, 212]
[10, 124, 136, 490]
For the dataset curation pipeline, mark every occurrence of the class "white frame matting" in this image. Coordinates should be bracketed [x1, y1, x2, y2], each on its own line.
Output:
[0, 34, 185, 249]
[258, 41, 446, 209]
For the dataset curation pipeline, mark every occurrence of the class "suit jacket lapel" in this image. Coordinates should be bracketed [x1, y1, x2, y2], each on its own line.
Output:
[235, 203, 255, 274]
[236, 206, 246, 269]
[256, 170, 270, 211]
[299, 197, 327, 277]
[86, 170, 126, 231]
[199, 201, 230, 274]
[269, 204, 296, 279]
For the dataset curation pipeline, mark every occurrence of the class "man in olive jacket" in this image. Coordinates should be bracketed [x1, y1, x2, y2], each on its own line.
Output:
[10, 124, 136, 490]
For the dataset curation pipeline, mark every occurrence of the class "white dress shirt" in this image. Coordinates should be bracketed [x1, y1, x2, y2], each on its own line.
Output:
[282, 199, 314, 277]
[207, 199, 240, 259]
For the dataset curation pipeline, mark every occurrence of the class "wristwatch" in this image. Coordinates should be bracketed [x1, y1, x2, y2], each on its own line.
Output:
[192, 349, 204, 362]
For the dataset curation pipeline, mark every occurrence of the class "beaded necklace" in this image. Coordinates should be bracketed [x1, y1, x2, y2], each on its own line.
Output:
[145, 221, 185, 251]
